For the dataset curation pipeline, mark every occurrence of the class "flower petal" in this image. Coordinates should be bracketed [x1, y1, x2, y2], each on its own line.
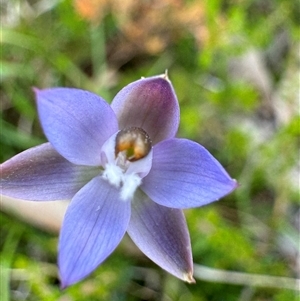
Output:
[58, 176, 130, 288]
[128, 190, 194, 282]
[35, 88, 118, 166]
[111, 74, 179, 144]
[142, 139, 238, 209]
[0, 143, 99, 201]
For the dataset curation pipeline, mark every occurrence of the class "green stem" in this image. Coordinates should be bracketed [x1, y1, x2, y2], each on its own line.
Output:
[194, 264, 300, 291]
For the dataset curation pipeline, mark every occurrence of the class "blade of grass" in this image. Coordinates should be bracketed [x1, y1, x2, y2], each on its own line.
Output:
[0, 219, 23, 301]
[194, 264, 300, 291]
[1, 28, 90, 87]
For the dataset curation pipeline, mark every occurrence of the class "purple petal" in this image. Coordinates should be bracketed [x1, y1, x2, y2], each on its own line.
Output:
[0, 143, 99, 201]
[128, 190, 195, 282]
[35, 88, 118, 166]
[142, 139, 238, 209]
[59, 176, 130, 288]
[111, 74, 179, 144]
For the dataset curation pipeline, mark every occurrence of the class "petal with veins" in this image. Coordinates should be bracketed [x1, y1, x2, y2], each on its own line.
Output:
[142, 138, 238, 209]
[128, 190, 195, 283]
[0, 143, 100, 201]
[111, 75, 179, 144]
[35, 88, 118, 166]
[59, 176, 130, 288]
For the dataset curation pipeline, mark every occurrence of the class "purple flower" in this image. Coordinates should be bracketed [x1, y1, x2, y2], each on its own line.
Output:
[0, 73, 237, 288]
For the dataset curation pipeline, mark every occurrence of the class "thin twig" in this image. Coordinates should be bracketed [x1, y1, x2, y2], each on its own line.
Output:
[193, 264, 300, 291]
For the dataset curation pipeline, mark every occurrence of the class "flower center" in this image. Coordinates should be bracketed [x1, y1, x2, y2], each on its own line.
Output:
[115, 127, 152, 162]
[101, 127, 153, 201]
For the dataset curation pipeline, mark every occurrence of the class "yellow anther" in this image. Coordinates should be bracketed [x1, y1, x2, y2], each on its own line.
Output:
[115, 127, 152, 162]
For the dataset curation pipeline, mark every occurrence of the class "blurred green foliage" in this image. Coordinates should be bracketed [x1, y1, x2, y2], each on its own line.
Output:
[1, 0, 299, 300]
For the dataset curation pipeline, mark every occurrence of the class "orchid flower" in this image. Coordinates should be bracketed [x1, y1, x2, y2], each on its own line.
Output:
[0, 73, 237, 288]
